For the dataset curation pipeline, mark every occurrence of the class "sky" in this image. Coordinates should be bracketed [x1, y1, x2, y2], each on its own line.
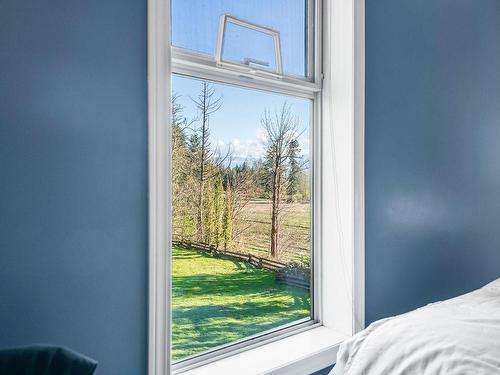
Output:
[173, 75, 311, 165]
[171, 0, 311, 165]
[171, 0, 308, 76]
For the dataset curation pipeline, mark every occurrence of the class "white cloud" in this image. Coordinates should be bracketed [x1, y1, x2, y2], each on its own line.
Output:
[215, 137, 265, 164]
[256, 128, 268, 144]
[216, 128, 309, 165]
[215, 129, 267, 164]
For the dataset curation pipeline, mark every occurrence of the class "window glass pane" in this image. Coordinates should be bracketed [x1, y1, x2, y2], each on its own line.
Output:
[223, 21, 277, 72]
[171, 0, 308, 77]
[171, 75, 312, 361]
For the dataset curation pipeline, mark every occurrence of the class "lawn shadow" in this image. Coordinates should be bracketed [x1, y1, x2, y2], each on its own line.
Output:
[171, 245, 312, 360]
[173, 299, 310, 355]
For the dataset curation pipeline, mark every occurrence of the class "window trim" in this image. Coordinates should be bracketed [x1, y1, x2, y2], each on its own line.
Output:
[148, 0, 171, 373]
[173, 320, 321, 374]
[319, 0, 365, 336]
[148, 0, 365, 373]
[171, 48, 320, 99]
[354, 0, 366, 335]
[180, 326, 349, 375]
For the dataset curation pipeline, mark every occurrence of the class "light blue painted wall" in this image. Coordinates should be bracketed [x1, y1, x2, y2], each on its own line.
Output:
[0, 0, 148, 373]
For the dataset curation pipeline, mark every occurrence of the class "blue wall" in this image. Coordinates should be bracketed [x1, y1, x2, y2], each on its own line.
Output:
[0, 0, 148, 374]
[366, 0, 500, 324]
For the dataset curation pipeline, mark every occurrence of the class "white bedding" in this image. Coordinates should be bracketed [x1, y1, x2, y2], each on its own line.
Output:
[334, 278, 500, 375]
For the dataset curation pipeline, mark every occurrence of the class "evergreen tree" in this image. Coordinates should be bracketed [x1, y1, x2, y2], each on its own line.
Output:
[203, 178, 214, 245]
[222, 184, 233, 250]
[188, 133, 201, 155]
[172, 94, 196, 239]
[191, 82, 223, 242]
[202, 175, 225, 248]
[212, 175, 225, 248]
[287, 139, 301, 202]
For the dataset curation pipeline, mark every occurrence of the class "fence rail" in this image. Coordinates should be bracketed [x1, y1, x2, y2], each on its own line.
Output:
[173, 240, 310, 289]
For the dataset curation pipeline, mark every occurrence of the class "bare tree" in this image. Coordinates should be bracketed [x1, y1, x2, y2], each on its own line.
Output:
[223, 164, 253, 250]
[262, 103, 303, 258]
[190, 81, 229, 242]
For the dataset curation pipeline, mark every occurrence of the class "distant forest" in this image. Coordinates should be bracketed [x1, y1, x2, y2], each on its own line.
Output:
[172, 81, 310, 260]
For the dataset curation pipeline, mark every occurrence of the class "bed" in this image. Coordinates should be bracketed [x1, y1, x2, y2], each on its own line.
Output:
[333, 278, 500, 375]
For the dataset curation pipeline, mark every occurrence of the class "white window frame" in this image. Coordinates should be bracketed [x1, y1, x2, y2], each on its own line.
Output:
[215, 14, 284, 78]
[148, 0, 365, 373]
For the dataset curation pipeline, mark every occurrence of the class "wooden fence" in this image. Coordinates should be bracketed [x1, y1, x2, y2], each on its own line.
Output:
[276, 274, 310, 290]
[173, 240, 310, 289]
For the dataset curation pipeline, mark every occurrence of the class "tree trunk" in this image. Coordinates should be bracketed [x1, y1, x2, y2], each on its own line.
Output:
[196, 178, 204, 241]
[196, 83, 208, 242]
[270, 169, 281, 258]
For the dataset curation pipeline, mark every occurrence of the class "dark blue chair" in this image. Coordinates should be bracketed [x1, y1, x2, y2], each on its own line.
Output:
[0, 345, 97, 375]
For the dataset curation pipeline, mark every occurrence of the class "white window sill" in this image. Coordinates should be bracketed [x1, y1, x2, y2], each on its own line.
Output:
[179, 326, 346, 375]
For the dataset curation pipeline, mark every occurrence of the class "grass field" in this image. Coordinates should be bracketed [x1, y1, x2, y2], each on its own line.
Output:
[235, 200, 311, 264]
[172, 245, 311, 361]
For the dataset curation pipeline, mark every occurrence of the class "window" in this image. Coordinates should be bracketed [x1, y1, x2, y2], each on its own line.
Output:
[171, 76, 313, 362]
[171, 0, 310, 77]
[148, 0, 365, 374]
[169, 0, 320, 369]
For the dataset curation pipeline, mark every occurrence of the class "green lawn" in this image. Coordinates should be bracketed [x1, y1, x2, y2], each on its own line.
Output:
[172, 245, 311, 361]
